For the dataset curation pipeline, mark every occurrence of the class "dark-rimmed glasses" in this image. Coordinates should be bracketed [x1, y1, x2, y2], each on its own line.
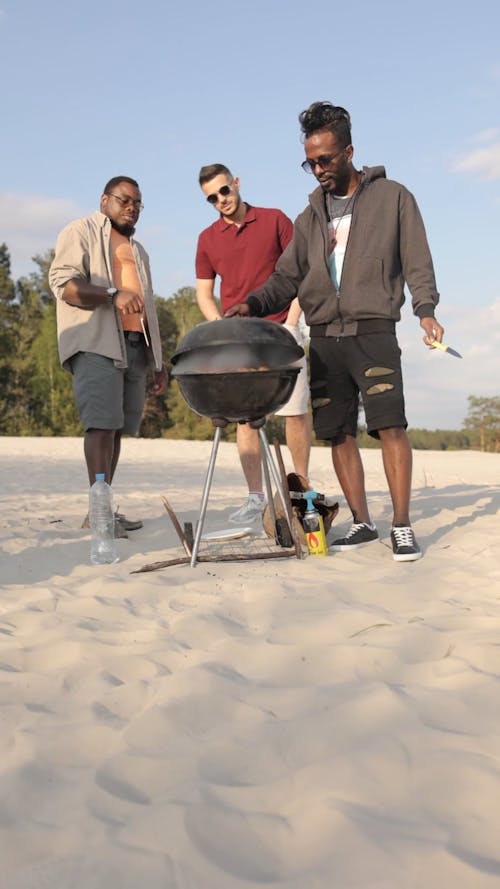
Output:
[106, 193, 144, 211]
[206, 184, 232, 204]
[301, 150, 345, 174]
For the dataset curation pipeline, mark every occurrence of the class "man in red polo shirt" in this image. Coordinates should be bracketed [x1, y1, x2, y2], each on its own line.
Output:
[195, 163, 311, 524]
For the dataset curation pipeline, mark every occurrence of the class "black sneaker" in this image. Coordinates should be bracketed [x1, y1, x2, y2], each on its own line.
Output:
[330, 522, 378, 551]
[390, 525, 422, 562]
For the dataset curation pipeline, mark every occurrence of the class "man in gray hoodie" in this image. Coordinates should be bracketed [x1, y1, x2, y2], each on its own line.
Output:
[226, 102, 444, 562]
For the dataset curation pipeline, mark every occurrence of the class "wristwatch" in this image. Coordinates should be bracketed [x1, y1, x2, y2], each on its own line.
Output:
[106, 287, 118, 305]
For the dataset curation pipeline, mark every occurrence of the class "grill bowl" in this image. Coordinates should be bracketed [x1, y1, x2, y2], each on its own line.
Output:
[173, 366, 300, 422]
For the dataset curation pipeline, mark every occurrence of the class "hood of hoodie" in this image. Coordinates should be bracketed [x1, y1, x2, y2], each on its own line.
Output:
[307, 165, 387, 214]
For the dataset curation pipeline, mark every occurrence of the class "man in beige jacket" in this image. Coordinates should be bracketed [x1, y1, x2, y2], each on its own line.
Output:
[49, 175, 167, 531]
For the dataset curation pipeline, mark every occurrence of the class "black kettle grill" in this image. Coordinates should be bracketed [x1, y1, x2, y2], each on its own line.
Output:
[171, 318, 305, 565]
[171, 317, 304, 423]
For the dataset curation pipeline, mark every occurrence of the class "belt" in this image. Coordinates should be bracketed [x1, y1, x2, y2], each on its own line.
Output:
[123, 330, 144, 342]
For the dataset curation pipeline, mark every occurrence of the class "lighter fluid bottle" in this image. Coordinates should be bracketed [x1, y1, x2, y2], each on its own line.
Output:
[302, 491, 328, 556]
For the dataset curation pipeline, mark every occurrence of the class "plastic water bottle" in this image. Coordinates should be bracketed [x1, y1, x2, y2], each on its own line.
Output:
[89, 473, 117, 565]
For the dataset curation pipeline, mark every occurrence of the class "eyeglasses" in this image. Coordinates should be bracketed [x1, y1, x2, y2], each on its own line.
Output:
[206, 184, 232, 205]
[106, 193, 144, 211]
[301, 150, 345, 174]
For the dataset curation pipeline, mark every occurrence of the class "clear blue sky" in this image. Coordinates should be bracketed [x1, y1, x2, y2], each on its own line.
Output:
[1, 0, 499, 429]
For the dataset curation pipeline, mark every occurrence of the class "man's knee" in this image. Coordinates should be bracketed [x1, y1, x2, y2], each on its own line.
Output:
[378, 426, 409, 443]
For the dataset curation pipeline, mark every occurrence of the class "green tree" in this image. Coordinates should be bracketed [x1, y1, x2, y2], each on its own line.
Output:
[140, 287, 209, 438]
[167, 285, 205, 342]
[464, 395, 500, 452]
[163, 286, 212, 439]
[0, 244, 19, 430]
[30, 299, 81, 434]
[140, 295, 178, 437]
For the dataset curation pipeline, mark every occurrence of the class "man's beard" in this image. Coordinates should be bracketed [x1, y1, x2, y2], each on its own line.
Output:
[110, 218, 136, 237]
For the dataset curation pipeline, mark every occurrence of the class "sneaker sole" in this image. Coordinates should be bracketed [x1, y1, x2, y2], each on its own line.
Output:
[393, 550, 422, 562]
[228, 514, 262, 525]
[329, 538, 379, 552]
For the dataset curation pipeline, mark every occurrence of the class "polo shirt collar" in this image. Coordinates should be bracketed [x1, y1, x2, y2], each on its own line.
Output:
[216, 202, 257, 231]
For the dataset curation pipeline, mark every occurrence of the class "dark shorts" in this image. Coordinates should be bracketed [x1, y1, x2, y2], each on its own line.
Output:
[70, 336, 148, 435]
[309, 332, 407, 442]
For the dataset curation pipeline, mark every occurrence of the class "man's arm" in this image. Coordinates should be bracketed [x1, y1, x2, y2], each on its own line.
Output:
[62, 279, 143, 315]
[399, 190, 440, 319]
[398, 190, 444, 347]
[284, 297, 303, 327]
[244, 228, 307, 317]
[277, 213, 302, 326]
[277, 210, 294, 252]
[49, 221, 143, 314]
[196, 278, 222, 321]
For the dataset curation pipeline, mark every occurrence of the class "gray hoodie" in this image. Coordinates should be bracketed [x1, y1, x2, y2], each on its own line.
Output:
[247, 166, 439, 336]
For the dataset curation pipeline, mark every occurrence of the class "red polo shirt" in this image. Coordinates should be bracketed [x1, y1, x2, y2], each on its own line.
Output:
[195, 204, 293, 322]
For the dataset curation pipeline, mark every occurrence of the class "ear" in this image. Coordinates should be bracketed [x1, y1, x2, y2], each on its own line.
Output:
[233, 176, 240, 190]
[100, 193, 108, 212]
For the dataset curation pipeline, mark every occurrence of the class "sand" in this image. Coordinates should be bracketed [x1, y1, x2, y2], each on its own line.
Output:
[1, 435, 499, 889]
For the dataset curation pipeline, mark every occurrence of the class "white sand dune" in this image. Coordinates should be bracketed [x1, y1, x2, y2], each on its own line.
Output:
[1, 436, 499, 888]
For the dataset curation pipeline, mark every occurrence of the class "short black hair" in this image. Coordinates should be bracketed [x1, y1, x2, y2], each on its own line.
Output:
[103, 175, 140, 194]
[298, 102, 352, 147]
[198, 164, 232, 186]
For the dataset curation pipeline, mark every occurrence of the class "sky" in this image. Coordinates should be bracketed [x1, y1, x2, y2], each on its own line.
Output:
[1, 0, 499, 430]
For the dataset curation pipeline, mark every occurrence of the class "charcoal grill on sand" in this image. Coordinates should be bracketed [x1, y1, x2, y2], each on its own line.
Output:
[171, 318, 305, 566]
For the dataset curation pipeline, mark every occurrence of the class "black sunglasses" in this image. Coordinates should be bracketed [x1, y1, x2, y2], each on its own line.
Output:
[106, 192, 144, 210]
[206, 184, 232, 204]
[301, 150, 345, 174]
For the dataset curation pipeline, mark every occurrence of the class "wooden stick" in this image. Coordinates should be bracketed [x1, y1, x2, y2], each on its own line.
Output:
[160, 495, 192, 557]
[131, 548, 297, 574]
[273, 439, 305, 559]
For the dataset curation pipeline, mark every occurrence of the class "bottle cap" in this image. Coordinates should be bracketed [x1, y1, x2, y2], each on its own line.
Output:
[303, 491, 320, 511]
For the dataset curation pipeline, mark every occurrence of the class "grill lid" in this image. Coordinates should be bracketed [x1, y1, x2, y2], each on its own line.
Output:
[171, 318, 304, 373]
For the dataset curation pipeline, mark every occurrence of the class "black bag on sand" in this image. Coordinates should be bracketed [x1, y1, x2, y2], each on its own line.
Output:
[263, 472, 339, 547]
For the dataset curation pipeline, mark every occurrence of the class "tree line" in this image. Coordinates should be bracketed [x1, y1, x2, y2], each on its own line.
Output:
[0, 243, 498, 451]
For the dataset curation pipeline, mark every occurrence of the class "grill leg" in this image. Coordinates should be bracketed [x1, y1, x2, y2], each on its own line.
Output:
[190, 426, 222, 567]
[260, 438, 278, 532]
[258, 428, 294, 539]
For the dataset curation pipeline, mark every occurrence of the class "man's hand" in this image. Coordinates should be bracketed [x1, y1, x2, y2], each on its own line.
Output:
[149, 366, 168, 396]
[114, 289, 144, 314]
[224, 303, 250, 317]
[420, 316, 444, 348]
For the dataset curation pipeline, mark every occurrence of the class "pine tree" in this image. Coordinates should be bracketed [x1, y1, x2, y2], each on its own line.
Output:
[0, 244, 20, 431]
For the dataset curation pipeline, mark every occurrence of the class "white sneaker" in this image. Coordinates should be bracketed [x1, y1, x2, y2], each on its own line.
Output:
[229, 495, 266, 524]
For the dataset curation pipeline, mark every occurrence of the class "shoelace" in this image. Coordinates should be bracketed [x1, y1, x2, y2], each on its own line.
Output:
[346, 522, 371, 539]
[392, 526, 414, 547]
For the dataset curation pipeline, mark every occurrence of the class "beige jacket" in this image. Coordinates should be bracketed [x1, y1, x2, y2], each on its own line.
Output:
[49, 211, 163, 371]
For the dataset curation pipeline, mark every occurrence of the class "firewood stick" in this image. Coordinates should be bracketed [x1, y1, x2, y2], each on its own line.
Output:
[131, 548, 297, 574]
[273, 439, 305, 559]
[160, 495, 192, 557]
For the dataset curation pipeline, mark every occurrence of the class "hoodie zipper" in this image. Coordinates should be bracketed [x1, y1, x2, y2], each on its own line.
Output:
[328, 177, 365, 338]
